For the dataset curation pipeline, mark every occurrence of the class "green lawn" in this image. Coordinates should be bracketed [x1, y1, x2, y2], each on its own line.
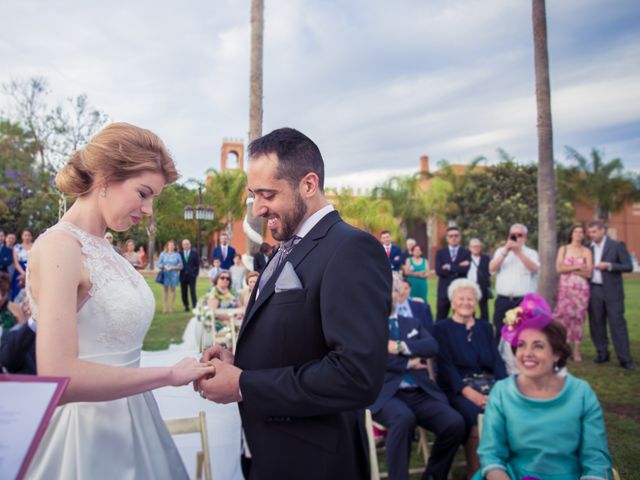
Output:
[142, 273, 211, 350]
[141, 274, 639, 478]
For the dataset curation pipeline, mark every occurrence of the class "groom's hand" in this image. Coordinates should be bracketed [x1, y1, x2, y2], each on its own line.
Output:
[200, 359, 243, 404]
[193, 345, 234, 393]
[200, 345, 234, 364]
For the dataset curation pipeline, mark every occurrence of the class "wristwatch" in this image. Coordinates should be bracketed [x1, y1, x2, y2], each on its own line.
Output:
[396, 341, 402, 354]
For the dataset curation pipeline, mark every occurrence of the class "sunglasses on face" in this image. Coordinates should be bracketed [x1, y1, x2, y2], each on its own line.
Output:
[219, 277, 230, 280]
[511, 233, 525, 238]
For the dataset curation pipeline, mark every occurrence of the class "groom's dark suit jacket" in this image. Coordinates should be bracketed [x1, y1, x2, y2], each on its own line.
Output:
[235, 210, 392, 480]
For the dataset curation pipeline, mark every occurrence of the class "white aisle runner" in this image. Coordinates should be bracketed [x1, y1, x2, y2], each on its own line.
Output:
[141, 348, 243, 480]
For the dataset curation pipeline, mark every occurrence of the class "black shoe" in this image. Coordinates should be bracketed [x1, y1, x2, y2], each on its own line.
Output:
[621, 361, 635, 370]
[184, 307, 190, 312]
[594, 353, 610, 364]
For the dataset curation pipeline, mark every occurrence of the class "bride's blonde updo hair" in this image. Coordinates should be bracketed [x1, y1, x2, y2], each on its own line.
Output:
[56, 122, 179, 196]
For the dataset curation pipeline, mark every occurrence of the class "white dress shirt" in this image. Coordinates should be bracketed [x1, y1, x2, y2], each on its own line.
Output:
[493, 246, 539, 297]
[294, 204, 335, 239]
[467, 255, 480, 284]
[591, 236, 607, 285]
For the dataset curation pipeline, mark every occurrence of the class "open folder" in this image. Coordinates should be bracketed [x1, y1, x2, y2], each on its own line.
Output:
[0, 374, 69, 480]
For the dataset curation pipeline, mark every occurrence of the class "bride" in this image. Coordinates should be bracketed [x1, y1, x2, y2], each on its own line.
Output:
[25, 123, 215, 479]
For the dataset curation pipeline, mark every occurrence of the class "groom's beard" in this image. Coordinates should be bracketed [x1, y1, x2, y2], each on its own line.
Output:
[271, 192, 308, 241]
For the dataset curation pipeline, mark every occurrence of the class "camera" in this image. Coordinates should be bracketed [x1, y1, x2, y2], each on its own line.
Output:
[509, 234, 518, 242]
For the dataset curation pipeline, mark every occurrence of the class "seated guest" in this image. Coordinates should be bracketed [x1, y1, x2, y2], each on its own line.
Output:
[396, 277, 435, 335]
[370, 276, 465, 480]
[1, 272, 24, 334]
[207, 271, 239, 320]
[238, 271, 259, 310]
[434, 278, 507, 478]
[0, 319, 36, 374]
[474, 294, 612, 479]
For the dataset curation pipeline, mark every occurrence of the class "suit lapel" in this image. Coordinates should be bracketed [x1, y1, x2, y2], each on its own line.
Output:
[601, 237, 614, 262]
[238, 210, 342, 341]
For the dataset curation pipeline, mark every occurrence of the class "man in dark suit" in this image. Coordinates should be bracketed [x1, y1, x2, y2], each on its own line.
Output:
[211, 232, 236, 270]
[179, 238, 200, 312]
[396, 277, 434, 335]
[380, 230, 403, 271]
[0, 320, 37, 374]
[467, 238, 492, 321]
[370, 277, 465, 480]
[435, 227, 471, 321]
[587, 220, 634, 370]
[252, 242, 271, 273]
[198, 127, 392, 479]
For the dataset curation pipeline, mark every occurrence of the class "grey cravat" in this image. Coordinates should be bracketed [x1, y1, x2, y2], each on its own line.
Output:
[258, 236, 301, 291]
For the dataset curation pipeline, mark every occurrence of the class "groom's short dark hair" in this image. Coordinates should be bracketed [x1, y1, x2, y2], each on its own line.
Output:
[248, 127, 325, 192]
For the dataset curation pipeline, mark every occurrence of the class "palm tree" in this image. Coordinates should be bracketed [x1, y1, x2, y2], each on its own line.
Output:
[249, 0, 264, 143]
[434, 156, 486, 202]
[564, 147, 640, 219]
[372, 174, 452, 259]
[329, 188, 399, 236]
[246, 0, 265, 254]
[205, 168, 248, 239]
[532, 0, 557, 302]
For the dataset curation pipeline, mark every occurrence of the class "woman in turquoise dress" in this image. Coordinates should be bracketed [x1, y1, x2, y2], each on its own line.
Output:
[403, 244, 429, 301]
[474, 294, 612, 479]
[157, 240, 183, 313]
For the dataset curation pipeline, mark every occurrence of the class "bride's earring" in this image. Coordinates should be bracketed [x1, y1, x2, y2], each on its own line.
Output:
[100, 186, 107, 198]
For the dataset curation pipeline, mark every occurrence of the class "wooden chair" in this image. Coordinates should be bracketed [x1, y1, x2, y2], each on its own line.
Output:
[365, 409, 381, 480]
[165, 411, 212, 480]
[210, 308, 243, 352]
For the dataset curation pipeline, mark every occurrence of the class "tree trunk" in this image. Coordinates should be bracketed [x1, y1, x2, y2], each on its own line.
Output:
[249, 0, 264, 144]
[246, 0, 265, 254]
[532, 0, 557, 303]
[146, 217, 157, 270]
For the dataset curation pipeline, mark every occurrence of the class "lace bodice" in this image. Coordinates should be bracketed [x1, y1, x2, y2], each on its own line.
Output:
[27, 222, 155, 366]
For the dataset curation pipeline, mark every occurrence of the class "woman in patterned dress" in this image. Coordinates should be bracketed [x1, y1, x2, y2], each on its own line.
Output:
[552, 225, 592, 362]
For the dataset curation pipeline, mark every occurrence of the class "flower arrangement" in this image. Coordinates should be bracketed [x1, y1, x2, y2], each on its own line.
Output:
[192, 299, 214, 331]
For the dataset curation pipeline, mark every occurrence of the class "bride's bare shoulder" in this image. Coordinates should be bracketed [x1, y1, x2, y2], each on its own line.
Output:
[30, 229, 84, 271]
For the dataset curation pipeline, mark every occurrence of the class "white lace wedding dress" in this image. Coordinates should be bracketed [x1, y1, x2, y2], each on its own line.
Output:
[26, 222, 188, 479]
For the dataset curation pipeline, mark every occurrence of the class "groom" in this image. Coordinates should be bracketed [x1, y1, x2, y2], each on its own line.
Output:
[198, 128, 392, 479]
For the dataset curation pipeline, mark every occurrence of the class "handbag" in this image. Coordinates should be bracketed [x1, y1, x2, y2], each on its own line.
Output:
[155, 269, 165, 284]
[461, 372, 496, 395]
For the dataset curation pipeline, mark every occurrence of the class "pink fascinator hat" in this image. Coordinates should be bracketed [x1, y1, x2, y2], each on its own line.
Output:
[501, 293, 552, 347]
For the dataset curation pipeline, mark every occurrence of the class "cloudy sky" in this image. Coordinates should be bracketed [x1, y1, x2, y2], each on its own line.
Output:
[1, 0, 639, 190]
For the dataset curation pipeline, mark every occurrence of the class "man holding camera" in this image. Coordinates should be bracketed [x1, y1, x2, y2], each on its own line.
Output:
[489, 223, 540, 338]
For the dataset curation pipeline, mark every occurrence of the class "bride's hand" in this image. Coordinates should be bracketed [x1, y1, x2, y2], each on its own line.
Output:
[169, 357, 216, 387]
